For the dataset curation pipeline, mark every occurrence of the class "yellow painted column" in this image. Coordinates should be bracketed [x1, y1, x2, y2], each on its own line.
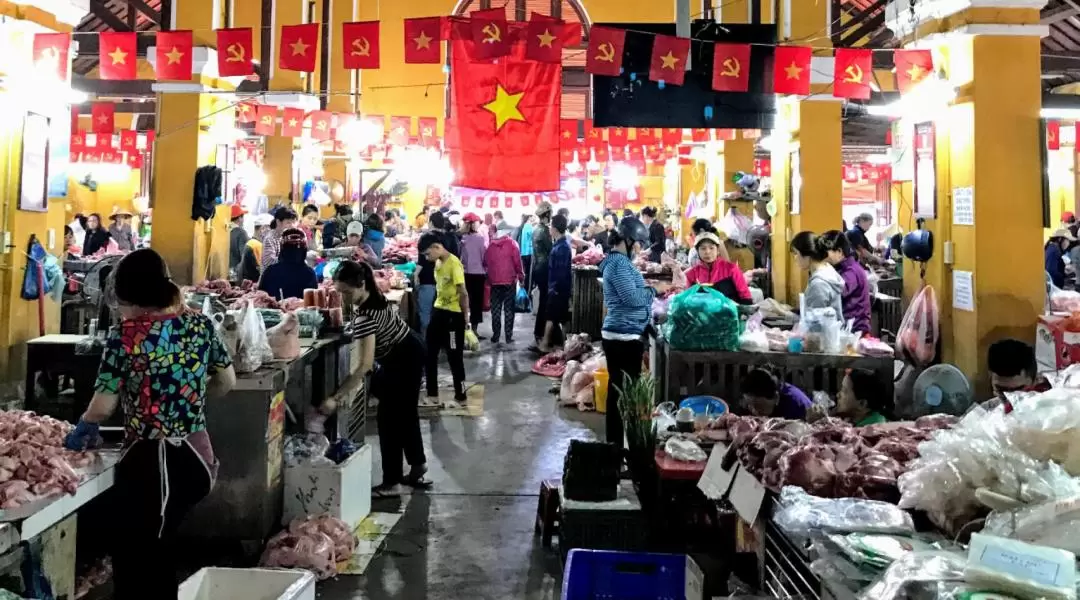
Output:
[264, 135, 294, 201]
[721, 135, 756, 216]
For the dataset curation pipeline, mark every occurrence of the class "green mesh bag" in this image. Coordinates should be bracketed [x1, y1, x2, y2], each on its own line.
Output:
[663, 284, 741, 351]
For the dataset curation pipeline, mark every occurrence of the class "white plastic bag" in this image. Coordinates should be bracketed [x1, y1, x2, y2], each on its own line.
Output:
[236, 300, 273, 373]
[560, 361, 582, 404]
[718, 208, 752, 245]
[267, 312, 301, 360]
[664, 438, 707, 462]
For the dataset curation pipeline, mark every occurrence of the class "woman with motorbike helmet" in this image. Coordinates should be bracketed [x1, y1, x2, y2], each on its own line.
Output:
[598, 217, 670, 445]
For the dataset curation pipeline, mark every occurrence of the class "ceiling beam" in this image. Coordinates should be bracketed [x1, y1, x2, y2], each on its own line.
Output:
[1042, 3, 1079, 24]
[72, 77, 155, 97]
[840, 11, 886, 46]
[88, 0, 132, 32]
[1043, 53, 1080, 72]
[73, 32, 156, 56]
[74, 101, 156, 114]
[121, 0, 161, 25]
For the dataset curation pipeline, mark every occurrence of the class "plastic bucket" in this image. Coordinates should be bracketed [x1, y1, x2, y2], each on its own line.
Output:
[593, 368, 609, 414]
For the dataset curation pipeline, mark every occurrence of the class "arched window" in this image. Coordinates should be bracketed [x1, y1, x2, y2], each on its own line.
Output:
[452, 0, 592, 119]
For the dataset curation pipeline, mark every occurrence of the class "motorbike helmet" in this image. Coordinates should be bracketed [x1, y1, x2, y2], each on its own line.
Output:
[616, 216, 651, 247]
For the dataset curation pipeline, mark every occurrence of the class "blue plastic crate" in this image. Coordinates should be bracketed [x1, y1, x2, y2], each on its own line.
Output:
[561, 549, 703, 600]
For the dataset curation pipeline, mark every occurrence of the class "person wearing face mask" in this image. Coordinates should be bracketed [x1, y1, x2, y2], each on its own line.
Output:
[821, 229, 871, 335]
[64, 249, 236, 600]
[599, 217, 670, 445]
[684, 229, 752, 304]
[333, 260, 430, 497]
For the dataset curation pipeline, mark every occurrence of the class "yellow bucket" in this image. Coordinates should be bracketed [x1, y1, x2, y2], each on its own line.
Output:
[593, 368, 609, 414]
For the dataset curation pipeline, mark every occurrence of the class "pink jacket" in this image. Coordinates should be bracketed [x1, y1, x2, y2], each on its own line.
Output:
[484, 236, 524, 286]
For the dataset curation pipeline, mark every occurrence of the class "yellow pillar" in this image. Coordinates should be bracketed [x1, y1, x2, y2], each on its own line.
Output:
[768, 0, 841, 304]
[264, 136, 293, 201]
[721, 135, 756, 216]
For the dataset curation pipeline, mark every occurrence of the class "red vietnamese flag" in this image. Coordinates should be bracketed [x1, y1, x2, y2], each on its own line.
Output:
[715, 129, 736, 141]
[342, 21, 380, 69]
[610, 145, 626, 161]
[608, 126, 628, 146]
[310, 111, 333, 141]
[712, 43, 751, 92]
[1048, 120, 1061, 151]
[773, 46, 811, 95]
[559, 119, 578, 148]
[33, 33, 71, 81]
[649, 35, 690, 85]
[586, 26, 625, 77]
[96, 133, 113, 150]
[127, 152, 144, 169]
[559, 147, 576, 165]
[281, 108, 304, 137]
[280, 23, 319, 72]
[99, 32, 137, 80]
[594, 146, 609, 163]
[236, 102, 256, 123]
[82, 149, 100, 164]
[834, 48, 872, 100]
[894, 49, 934, 95]
[70, 131, 85, 150]
[217, 28, 254, 77]
[691, 129, 710, 143]
[404, 18, 441, 64]
[470, 8, 510, 60]
[91, 103, 114, 134]
[526, 13, 562, 64]
[254, 105, 277, 136]
[155, 31, 193, 80]
[120, 130, 138, 151]
[389, 116, 412, 145]
[418, 117, 438, 147]
[661, 128, 683, 145]
[445, 19, 561, 192]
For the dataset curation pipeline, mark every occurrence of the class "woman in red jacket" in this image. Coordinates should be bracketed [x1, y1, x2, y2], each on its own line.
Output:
[684, 231, 753, 304]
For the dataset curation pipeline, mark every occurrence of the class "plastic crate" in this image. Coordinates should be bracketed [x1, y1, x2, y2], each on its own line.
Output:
[562, 439, 621, 502]
[562, 550, 704, 600]
[559, 481, 648, 558]
[179, 568, 315, 600]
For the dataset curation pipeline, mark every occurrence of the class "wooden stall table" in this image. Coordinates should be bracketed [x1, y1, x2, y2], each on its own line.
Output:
[570, 267, 603, 339]
[653, 338, 894, 406]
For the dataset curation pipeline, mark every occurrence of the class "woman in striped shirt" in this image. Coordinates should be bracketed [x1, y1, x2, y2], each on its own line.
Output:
[334, 260, 431, 497]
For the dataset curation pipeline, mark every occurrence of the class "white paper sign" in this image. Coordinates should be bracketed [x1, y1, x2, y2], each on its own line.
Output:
[953, 270, 975, 312]
[953, 186, 974, 226]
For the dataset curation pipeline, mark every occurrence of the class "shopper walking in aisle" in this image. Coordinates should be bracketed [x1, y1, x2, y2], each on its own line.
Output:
[334, 260, 431, 497]
[531, 202, 554, 347]
[517, 214, 534, 292]
[363, 212, 387, 262]
[599, 217, 669, 445]
[538, 214, 573, 352]
[424, 237, 470, 405]
[228, 204, 249, 278]
[485, 220, 524, 345]
[460, 213, 488, 335]
[414, 212, 450, 337]
[640, 206, 667, 263]
[65, 249, 236, 600]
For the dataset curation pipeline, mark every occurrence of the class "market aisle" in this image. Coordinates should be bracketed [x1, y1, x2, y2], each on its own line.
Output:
[319, 313, 604, 599]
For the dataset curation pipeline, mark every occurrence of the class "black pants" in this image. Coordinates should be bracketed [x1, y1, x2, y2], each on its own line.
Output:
[602, 338, 644, 447]
[464, 273, 486, 330]
[533, 267, 549, 341]
[489, 284, 516, 343]
[371, 333, 426, 484]
[113, 439, 213, 600]
[425, 308, 466, 400]
[522, 255, 533, 290]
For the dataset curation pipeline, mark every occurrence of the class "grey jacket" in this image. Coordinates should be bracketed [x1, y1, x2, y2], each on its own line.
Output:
[804, 264, 845, 319]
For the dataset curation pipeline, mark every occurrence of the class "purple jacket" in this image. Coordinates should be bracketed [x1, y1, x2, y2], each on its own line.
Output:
[833, 256, 872, 334]
[460, 233, 487, 275]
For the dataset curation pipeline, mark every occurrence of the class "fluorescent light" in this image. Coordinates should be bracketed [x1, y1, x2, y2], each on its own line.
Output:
[865, 77, 956, 120]
[1042, 108, 1080, 120]
[865, 154, 891, 165]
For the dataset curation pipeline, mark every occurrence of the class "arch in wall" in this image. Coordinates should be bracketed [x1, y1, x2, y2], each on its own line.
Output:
[449, 0, 593, 119]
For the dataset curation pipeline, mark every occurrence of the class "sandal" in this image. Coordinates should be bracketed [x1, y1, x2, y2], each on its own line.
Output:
[372, 483, 405, 498]
[403, 466, 434, 489]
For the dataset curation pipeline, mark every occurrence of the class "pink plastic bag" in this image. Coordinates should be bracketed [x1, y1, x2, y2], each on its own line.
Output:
[897, 285, 939, 367]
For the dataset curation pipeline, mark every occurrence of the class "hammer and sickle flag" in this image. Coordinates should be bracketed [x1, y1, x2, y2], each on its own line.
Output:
[585, 26, 625, 77]
[217, 28, 254, 77]
[254, 104, 277, 136]
[470, 10, 510, 59]
[343, 21, 380, 69]
[833, 48, 872, 100]
[711, 43, 751, 92]
[32, 33, 70, 82]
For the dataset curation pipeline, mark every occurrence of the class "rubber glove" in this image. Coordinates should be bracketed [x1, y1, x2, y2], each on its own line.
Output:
[64, 420, 100, 451]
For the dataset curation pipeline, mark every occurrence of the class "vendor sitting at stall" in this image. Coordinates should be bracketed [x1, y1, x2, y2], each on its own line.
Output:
[1046, 228, 1074, 289]
[741, 366, 812, 419]
[64, 248, 236, 600]
[684, 230, 752, 304]
[836, 369, 891, 426]
[685, 218, 713, 267]
[983, 338, 1051, 412]
[259, 228, 318, 299]
[791, 231, 845, 317]
[821, 229, 871, 335]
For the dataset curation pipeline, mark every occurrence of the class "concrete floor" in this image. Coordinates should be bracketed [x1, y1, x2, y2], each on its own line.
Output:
[319, 313, 604, 600]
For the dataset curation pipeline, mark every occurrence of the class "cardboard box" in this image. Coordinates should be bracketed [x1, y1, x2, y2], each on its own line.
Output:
[283, 443, 371, 528]
[1036, 314, 1080, 371]
[179, 568, 315, 600]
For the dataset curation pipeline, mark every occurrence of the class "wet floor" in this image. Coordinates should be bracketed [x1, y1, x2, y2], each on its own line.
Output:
[318, 313, 604, 599]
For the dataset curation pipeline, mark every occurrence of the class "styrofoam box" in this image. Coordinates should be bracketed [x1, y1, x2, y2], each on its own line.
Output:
[283, 443, 372, 528]
[179, 568, 315, 600]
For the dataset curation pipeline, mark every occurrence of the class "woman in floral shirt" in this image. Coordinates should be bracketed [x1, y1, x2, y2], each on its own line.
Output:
[65, 249, 236, 600]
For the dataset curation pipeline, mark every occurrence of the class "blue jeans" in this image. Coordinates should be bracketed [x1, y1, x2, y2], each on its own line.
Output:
[416, 284, 436, 337]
